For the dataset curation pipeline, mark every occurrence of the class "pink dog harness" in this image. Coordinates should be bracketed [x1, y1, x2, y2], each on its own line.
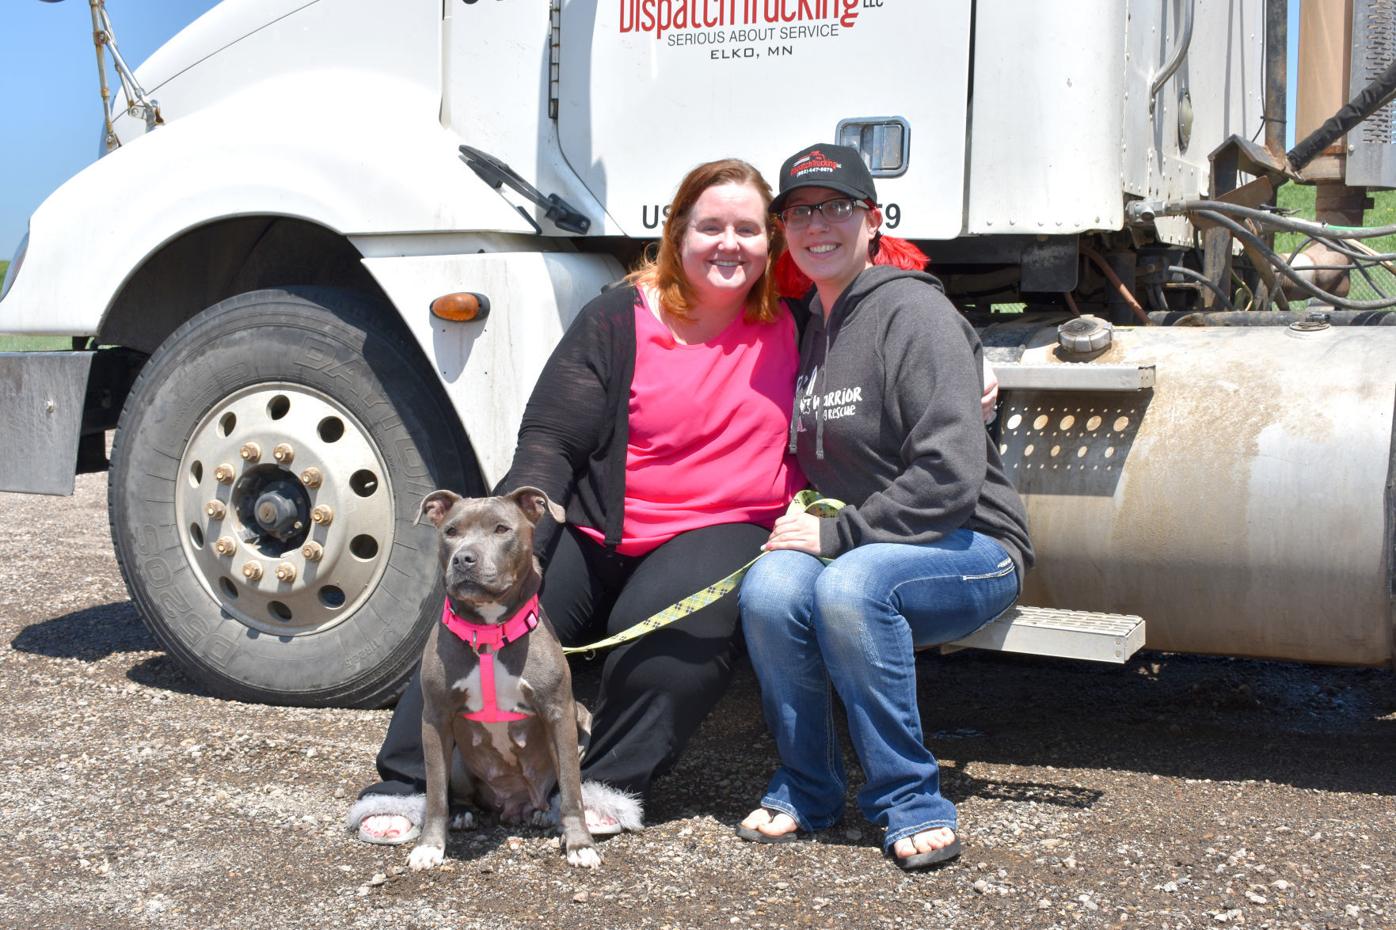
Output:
[442, 595, 540, 723]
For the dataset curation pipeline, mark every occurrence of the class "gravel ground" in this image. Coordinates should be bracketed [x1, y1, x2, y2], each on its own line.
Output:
[1, 469, 1393, 930]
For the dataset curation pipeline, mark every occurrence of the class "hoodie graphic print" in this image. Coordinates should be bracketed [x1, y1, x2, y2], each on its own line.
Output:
[790, 265, 1033, 575]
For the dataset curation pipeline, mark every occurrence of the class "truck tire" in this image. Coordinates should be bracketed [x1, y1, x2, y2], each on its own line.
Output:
[109, 287, 481, 707]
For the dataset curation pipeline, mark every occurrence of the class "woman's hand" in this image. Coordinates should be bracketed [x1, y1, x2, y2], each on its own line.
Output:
[982, 359, 999, 424]
[763, 512, 823, 555]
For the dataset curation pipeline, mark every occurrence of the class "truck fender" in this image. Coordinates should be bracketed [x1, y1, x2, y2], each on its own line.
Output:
[1, 73, 535, 338]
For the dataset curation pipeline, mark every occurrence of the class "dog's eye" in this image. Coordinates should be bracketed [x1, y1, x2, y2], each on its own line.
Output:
[444, 526, 458, 538]
[494, 523, 511, 535]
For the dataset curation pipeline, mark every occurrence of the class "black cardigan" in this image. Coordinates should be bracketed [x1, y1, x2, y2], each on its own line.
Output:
[499, 284, 808, 559]
[499, 284, 640, 556]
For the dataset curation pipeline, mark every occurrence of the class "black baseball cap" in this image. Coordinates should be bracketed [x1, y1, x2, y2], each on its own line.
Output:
[769, 143, 877, 215]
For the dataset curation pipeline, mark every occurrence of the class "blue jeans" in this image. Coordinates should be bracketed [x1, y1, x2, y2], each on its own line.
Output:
[739, 530, 1018, 851]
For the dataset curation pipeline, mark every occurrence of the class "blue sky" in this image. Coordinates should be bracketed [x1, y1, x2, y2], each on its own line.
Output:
[1, 2, 1305, 261]
[1, 0, 220, 259]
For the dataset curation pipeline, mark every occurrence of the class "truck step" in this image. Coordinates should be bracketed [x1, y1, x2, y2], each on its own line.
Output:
[945, 605, 1145, 664]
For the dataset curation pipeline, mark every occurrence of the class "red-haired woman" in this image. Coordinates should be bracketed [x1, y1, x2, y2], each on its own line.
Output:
[349, 159, 804, 842]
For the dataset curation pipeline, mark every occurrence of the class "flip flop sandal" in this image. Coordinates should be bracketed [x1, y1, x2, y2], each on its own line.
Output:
[893, 836, 962, 870]
[357, 815, 421, 846]
[734, 810, 808, 844]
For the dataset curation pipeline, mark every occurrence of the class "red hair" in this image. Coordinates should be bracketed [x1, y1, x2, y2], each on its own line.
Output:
[774, 234, 929, 299]
[628, 159, 782, 323]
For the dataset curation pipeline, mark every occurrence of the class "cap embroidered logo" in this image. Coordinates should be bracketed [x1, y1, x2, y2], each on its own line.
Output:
[791, 150, 841, 177]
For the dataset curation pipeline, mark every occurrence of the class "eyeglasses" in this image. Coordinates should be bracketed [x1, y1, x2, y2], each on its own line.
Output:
[776, 197, 870, 229]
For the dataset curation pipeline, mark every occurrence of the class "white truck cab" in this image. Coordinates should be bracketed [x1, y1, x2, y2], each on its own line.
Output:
[3, 0, 1393, 706]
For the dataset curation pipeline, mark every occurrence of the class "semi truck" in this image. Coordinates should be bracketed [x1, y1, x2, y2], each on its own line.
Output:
[2, 0, 1394, 707]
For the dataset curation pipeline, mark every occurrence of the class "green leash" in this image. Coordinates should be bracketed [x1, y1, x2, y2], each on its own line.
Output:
[560, 490, 844, 657]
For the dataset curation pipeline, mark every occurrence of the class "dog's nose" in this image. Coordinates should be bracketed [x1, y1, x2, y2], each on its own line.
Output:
[452, 548, 477, 570]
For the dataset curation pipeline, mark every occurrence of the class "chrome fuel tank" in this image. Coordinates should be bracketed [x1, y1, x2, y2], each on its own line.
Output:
[992, 322, 1396, 666]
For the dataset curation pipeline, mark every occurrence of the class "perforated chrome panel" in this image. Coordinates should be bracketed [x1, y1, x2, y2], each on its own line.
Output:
[996, 392, 1151, 498]
[1349, 0, 1396, 187]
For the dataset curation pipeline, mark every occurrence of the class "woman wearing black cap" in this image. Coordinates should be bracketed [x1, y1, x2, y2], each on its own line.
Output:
[735, 143, 1033, 870]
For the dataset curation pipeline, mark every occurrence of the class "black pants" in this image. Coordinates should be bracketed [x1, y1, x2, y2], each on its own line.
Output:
[362, 521, 768, 801]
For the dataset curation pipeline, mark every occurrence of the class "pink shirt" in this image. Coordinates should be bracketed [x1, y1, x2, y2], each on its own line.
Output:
[578, 291, 804, 556]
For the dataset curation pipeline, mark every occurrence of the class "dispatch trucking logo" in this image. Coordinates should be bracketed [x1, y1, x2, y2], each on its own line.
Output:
[619, 0, 864, 44]
[789, 150, 843, 179]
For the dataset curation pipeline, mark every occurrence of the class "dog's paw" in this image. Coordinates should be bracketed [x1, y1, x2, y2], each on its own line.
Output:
[566, 845, 602, 869]
[527, 810, 552, 829]
[408, 844, 445, 871]
[449, 811, 476, 831]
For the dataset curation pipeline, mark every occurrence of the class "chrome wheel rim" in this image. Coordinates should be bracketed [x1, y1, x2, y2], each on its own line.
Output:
[175, 383, 395, 635]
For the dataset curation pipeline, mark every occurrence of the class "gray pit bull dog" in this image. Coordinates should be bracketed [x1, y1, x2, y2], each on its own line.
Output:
[405, 486, 630, 870]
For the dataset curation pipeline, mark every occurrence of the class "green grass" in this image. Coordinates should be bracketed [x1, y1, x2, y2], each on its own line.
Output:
[0, 336, 74, 351]
[1368, 188, 1396, 248]
[1273, 183, 1315, 257]
[1273, 184, 1396, 308]
[1275, 184, 1396, 255]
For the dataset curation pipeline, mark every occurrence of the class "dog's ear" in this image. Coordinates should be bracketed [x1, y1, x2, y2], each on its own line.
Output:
[418, 490, 462, 528]
[508, 486, 566, 525]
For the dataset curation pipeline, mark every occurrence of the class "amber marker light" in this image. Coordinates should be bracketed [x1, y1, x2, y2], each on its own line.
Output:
[430, 292, 491, 322]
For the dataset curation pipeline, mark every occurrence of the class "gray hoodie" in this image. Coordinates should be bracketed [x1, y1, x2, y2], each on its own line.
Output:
[790, 265, 1033, 576]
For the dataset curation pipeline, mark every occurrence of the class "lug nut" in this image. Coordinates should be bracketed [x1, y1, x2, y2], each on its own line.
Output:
[273, 442, 295, 464]
[205, 500, 227, 519]
[240, 442, 262, 462]
[241, 561, 264, 581]
[275, 561, 297, 583]
[311, 505, 334, 526]
[300, 466, 323, 489]
[214, 464, 236, 484]
[213, 536, 237, 557]
[301, 541, 324, 562]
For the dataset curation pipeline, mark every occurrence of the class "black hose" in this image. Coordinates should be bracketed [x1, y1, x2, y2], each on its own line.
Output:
[1267, 233, 1393, 304]
[1296, 234, 1396, 263]
[1354, 262, 1391, 300]
[1170, 200, 1396, 239]
[1165, 265, 1235, 310]
[1148, 309, 1396, 326]
[1288, 57, 1396, 172]
[1196, 210, 1396, 310]
[1149, 283, 1170, 312]
[1277, 229, 1394, 263]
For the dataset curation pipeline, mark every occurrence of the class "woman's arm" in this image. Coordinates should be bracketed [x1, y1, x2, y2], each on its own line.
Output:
[822, 292, 989, 556]
[498, 297, 617, 550]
